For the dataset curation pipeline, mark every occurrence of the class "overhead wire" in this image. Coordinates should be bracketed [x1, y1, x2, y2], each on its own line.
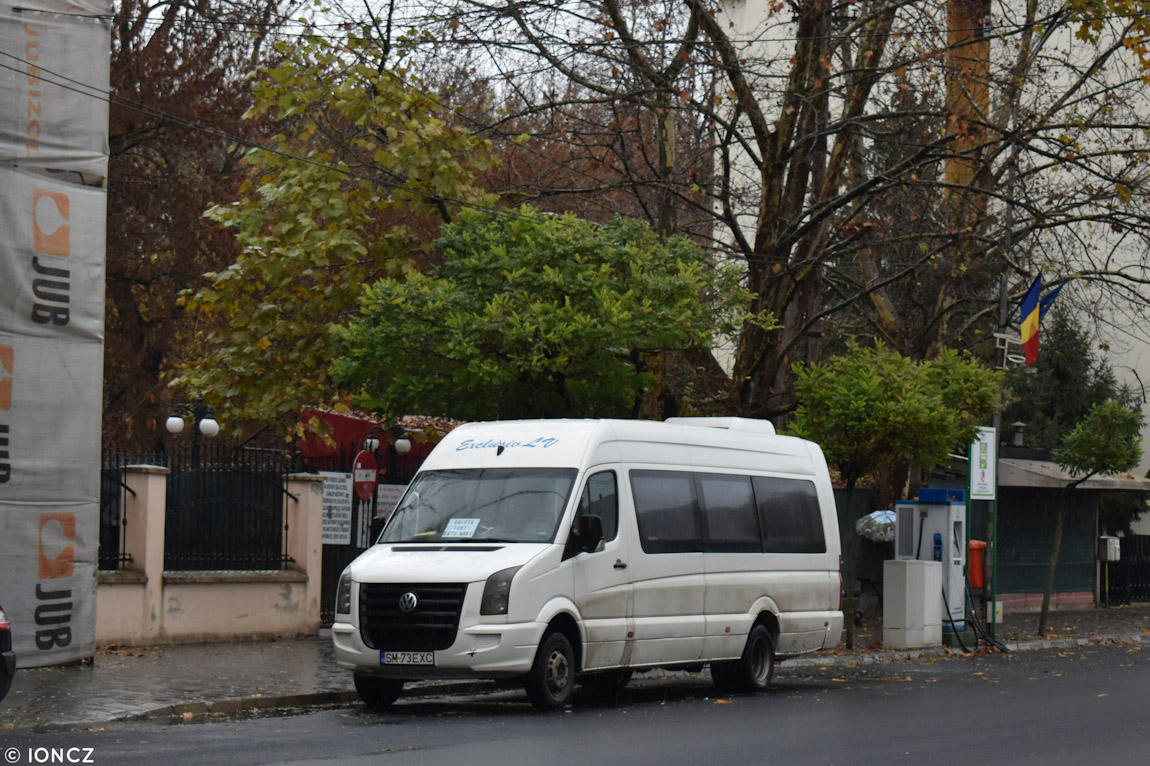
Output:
[0, 47, 571, 228]
[10, 2, 746, 233]
[16, 3, 1150, 44]
[8, 3, 1134, 262]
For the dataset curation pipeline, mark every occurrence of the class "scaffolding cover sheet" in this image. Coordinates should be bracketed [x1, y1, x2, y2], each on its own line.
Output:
[0, 0, 109, 667]
[0, 166, 107, 340]
[0, 0, 111, 178]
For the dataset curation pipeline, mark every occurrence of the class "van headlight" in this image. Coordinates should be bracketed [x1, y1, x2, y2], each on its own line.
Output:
[336, 570, 353, 616]
[480, 566, 522, 615]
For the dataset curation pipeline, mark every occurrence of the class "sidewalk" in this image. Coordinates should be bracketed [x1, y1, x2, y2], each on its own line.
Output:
[3, 605, 1148, 729]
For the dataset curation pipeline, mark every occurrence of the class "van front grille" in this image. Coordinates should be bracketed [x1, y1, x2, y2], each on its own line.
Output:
[359, 583, 467, 651]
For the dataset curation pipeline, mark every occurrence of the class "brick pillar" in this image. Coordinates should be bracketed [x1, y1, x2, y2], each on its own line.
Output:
[122, 464, 169, 642]
[285, 473, 325, 631]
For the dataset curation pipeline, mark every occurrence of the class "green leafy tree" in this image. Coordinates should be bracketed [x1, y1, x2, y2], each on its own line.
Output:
[1003, 309, 1144, 538]
[789, 342, 1000, 647]
[176, 31, 495, 431]
[1099, 474, 1149, 537]
[331, 208, 759, 420]
[398, 0, 1150, 420]
[105, 0, 291, 447]
[1003, 308, 1136, 448]
[1039, 401, 1143, 635]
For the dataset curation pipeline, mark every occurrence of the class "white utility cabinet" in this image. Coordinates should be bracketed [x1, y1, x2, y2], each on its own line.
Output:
[883, 559, 943, 649]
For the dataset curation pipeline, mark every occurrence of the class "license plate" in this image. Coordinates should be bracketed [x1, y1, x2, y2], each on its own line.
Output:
[381, 651, 434, 666]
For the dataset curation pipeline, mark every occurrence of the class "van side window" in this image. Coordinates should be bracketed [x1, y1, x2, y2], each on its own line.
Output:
[631, 470, 702, 553]
[575, 471, 619, 541]
[752, 477, 827, 553]
[696, 473, 760, 553]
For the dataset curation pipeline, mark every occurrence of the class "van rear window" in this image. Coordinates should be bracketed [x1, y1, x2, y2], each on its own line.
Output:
[752, 477, 826, 553]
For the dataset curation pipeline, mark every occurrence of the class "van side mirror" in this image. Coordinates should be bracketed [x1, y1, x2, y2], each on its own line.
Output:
[576, 514, 604, 552]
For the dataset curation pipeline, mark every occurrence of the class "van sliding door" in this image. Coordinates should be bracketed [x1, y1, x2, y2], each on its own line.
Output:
[627, 469, 705, 666]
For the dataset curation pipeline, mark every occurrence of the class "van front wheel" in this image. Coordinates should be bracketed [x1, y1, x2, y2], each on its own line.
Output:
[525, 631, 576, 710]
[711, 624, 774, 694]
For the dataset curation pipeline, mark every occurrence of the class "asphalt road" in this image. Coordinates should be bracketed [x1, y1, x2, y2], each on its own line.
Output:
[4, 643, 1146, 766]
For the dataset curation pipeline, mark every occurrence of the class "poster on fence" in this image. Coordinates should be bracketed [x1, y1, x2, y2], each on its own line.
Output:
[0, 0, 110, 667]
[375, 484, 406, 524]
[355, 483, 407, 547]
[320, 471, 353, 545]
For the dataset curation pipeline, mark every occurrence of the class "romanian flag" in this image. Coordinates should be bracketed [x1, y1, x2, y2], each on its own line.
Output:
[1020, 276, 1041, 366]
[1039, 282, 1064, 322]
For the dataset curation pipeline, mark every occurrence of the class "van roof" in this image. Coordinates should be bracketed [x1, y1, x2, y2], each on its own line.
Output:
[420, 418, 819, 476]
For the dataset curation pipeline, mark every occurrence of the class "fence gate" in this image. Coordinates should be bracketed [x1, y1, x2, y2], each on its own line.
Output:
[1107, 535, 1150, 605]
[311, 443, 423, 624]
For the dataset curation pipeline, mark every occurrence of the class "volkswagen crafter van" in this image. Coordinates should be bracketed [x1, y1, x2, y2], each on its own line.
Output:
[331, 417, 843, 710]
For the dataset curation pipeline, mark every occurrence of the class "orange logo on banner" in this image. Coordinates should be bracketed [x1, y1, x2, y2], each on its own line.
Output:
[32, 189, 70, 256]
[38, 514, 76, 579]
[0, 345, 11, 411]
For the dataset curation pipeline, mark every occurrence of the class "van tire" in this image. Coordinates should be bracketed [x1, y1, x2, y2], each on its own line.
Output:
[354, 674, 404, 710]
[525, 631, 576, 710]
[711, 624, 774, 694]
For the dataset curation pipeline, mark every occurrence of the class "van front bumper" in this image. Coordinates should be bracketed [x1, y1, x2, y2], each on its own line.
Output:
[331, 619, 546, 680]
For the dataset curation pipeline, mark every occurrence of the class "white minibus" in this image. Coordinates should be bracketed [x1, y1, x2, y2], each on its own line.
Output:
[331, 417, 843, 710]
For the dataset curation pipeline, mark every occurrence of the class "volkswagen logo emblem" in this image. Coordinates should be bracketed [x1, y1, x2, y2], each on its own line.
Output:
[398, 592, 418, 613]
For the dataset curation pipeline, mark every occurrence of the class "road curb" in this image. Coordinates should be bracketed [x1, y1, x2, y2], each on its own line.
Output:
[1002, 633, 1145, 652]
[778, 632, 1147, 667]
[12, 632, 1141, 729]
[127, 680, 508, 723]
[128, 632, 1149, 721]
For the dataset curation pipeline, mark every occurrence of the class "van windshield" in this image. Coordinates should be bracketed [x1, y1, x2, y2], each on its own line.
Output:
[380, 468, 577, 544]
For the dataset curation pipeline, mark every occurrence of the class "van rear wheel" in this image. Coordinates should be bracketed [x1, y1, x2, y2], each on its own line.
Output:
[354, 674, 404, 710]
[525, 631, 576, 710]
[711, 624, 774, 694]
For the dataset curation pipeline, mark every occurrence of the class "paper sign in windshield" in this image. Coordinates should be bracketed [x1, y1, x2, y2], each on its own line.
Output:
[443, 518, 481, 538]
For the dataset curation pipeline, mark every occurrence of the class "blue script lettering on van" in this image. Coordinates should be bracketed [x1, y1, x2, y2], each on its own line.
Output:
[456, 437, 559, 451]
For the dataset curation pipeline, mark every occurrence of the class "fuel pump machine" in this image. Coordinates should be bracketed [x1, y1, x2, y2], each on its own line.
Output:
[894, 489, 967, 631]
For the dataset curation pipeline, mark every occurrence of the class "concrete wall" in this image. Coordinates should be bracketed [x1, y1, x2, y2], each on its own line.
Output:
[95, 467, 325, 646]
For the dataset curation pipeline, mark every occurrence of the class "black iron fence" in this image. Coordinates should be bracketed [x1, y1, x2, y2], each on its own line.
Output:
[1106, 534, 1150, 605]
[164, 442, 296, 570]
[100, 444, 297, 572]
[98, 453, 150, 571]
[99, 437, 425, 604]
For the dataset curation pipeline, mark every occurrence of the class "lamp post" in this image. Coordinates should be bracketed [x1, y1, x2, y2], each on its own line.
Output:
[166, 397, 220, 469]
[364, 426, 383, 455]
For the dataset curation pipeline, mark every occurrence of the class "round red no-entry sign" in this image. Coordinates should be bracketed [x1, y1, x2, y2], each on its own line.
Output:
[352, 450, 379, 502]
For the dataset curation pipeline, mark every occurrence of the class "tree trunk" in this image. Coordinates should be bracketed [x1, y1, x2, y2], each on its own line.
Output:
[841, 478, 857, 649]
[1037, 489, 1070, 636]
